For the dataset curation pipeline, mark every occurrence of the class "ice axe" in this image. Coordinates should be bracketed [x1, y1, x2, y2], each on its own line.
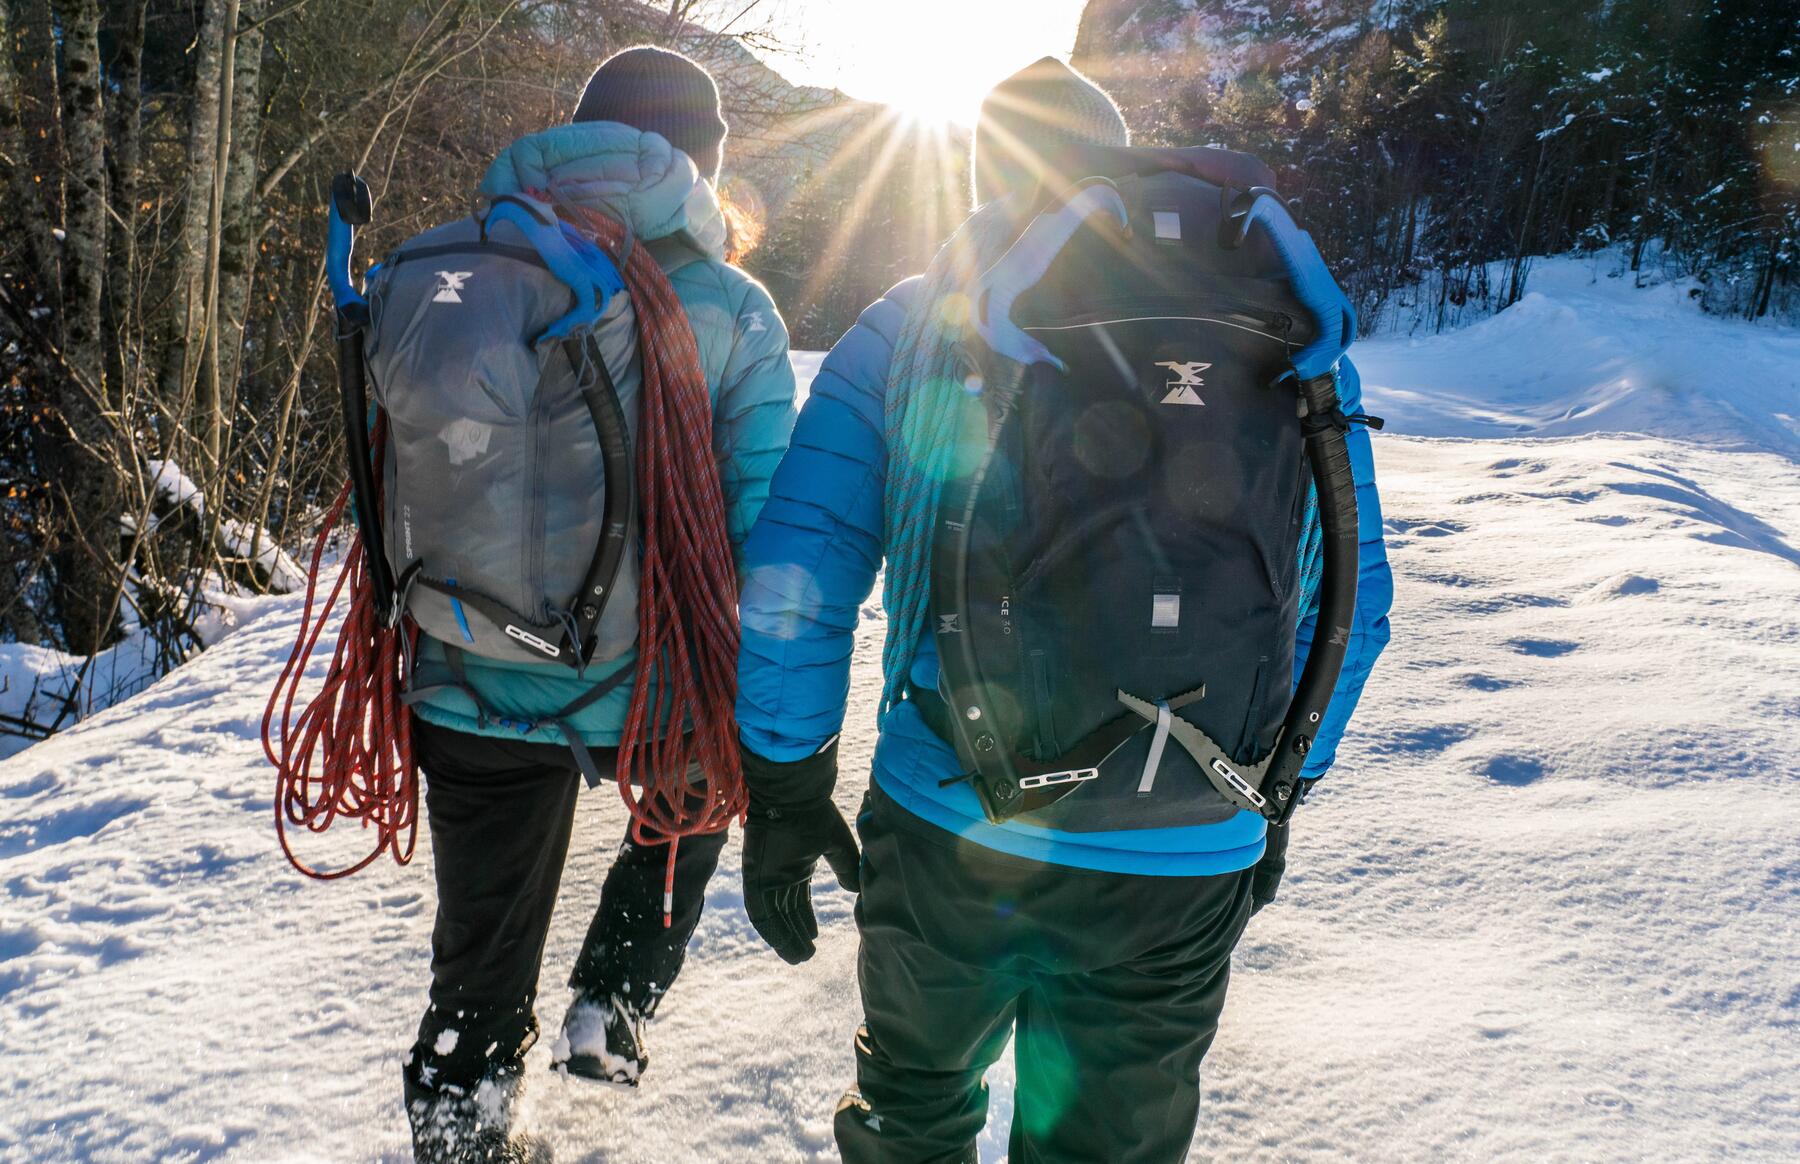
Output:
[326, 171, 397, 623]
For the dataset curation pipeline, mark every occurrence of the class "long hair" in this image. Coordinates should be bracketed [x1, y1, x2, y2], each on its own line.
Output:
[718, 179, 764, 266]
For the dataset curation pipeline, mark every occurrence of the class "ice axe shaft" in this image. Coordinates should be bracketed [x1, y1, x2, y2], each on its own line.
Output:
[327, 171, 396, 622]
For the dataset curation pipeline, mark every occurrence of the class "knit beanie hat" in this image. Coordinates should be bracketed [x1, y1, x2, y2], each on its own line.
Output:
[973, 57, 1130, 205]
[572, 46, 729, 182]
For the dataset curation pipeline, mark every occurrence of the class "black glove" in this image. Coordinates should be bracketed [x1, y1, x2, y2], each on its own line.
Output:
[1251, 780, 1316, 915]
[1250, 818, 1290, 915]
[741, 740, 861, 965]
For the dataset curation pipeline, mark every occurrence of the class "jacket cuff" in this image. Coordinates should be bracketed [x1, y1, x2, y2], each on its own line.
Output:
[742, 736, 839, 809]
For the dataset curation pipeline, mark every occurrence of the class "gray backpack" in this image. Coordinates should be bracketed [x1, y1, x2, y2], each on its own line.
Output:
[362, 197, 639, 670]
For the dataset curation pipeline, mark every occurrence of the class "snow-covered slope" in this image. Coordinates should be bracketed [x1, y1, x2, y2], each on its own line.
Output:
[2, 260, 1797, 1163]
[1359, 258, 1800, 457]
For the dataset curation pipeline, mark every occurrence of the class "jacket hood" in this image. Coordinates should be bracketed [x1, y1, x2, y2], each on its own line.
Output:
[479, 121, 727, 257]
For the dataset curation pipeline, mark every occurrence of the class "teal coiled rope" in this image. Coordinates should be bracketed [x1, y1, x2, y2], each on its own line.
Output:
[878, 199, 1023, 720]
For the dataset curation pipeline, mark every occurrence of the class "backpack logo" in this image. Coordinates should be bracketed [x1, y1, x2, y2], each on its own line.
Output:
[432, 270, 473, 303]
[938, 614, 961, 634]
[1155, 361, 1211, 406]
[744, 310, 767, 333]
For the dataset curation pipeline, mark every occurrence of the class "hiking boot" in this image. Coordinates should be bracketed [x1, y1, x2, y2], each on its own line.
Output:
[405, 1072, 551, 1164]
[549, 992, 647, 1087]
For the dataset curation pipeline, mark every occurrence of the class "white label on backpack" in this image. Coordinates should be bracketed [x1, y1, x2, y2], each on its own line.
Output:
[1156, 361, 1210, 406]
[432, 271, 473, 303]
[1152, 211, 1182, 240]
[439, 418, 493, 466]
[1152, 593, 1181, 628]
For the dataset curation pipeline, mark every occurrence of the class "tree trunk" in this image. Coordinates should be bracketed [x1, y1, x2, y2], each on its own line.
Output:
[46, 0, 125, 655]
[155, 0, 225, 451]
[213, 0, 265, 424]
[104, 0, 148, 410]
[59, 0, 107, 385]
[3, 0, 64, 317]
[196, 0, 242, 474]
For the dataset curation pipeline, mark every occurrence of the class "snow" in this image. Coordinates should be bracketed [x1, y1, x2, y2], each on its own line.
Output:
[2, 257, 1798, 1162]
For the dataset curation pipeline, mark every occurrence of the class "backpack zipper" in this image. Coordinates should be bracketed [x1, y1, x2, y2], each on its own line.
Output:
[1021, 295, 1295, 343]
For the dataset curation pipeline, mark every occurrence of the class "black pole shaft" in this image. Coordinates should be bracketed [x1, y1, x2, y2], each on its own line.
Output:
[1263, 372, 1361, 820]
[336, 309, 395, 619]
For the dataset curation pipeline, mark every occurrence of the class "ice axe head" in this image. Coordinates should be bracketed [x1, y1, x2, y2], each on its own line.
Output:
[331, 172, 372, 226]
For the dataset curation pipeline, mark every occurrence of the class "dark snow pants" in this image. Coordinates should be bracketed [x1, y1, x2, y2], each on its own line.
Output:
[404, 718, 727, 1094]
[836, 785, 1255, 1164]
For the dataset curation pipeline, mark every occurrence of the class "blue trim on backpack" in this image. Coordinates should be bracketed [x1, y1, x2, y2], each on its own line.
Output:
[482, 195, 627, 339]
[1235, 195, 1356, 380]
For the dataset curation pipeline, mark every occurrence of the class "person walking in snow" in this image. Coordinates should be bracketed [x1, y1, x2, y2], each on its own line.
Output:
[734, 58, 1393, 1162]
[398, 46, 795, 1162]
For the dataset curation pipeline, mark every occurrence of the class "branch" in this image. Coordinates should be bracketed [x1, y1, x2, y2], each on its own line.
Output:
[234, 0, 309, 37]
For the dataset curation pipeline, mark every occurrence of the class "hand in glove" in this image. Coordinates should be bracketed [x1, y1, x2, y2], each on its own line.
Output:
[741, 740, 861, 964]
[1251, 780, 1315, 915]
[1250, 818, 1290, 915]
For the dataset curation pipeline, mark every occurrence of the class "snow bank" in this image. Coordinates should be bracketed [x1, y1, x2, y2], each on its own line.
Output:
[1358, 254, 1800, 456]
[1, 263, 1796, 1162]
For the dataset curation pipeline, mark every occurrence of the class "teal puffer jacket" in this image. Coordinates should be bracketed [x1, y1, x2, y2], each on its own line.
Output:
[409, 122, 796, 746]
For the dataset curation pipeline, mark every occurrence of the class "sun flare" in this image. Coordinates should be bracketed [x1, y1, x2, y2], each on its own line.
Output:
[767, 0, 1090, 127]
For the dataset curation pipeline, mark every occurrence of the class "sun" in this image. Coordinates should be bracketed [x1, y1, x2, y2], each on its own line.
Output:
[765, 0, 1090, 128]
[883, 79, 984, 130]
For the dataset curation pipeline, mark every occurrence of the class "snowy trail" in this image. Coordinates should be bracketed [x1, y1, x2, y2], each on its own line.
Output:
[3, 259, 1798, 1162]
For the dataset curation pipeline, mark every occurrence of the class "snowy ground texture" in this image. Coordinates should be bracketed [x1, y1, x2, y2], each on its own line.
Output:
[2, 256, 1797, 1162]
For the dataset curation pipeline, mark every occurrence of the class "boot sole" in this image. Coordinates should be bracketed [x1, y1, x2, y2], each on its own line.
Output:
[551, 1054, 643, 1089]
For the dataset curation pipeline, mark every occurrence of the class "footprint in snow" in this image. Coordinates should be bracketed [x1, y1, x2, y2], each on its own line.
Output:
[1386, 517, 1468, 538]
[0, 772, 58, 799]
[1459, 673, 1519, 692]
[0, 796, 153, 860]
[1375, 723, 1476, 755]
[1583, 1090, 1636, 1114]
[1507, 637, 1580, 658]
[1472, 1009, 1526, 1039]
[1413, 570, 1481, 588]
[373, 890, 426, 917]
[1458, 592, 1570, 616]
[1481, 754, 1547, 786]
[1487, 457, 1549, 477]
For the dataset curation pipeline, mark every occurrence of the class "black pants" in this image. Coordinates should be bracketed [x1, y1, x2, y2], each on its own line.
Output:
[837, 786, 1254, 1164]
[404, 718, 727, 1094]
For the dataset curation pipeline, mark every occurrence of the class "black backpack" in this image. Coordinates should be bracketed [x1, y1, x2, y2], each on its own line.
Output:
[924, 158, 1367, 830]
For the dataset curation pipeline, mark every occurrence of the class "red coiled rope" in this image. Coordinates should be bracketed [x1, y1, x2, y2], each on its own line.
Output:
[263, 421, 420, 879]
[557, 200, 746, 922]
[264, 203, 745, 918]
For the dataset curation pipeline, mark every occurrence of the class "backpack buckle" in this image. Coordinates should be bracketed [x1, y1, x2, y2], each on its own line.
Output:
[1017, 767, 1099, 791]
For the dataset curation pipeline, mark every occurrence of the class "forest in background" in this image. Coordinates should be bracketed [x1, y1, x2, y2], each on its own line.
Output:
[1073, 0, 1798, 334]
[0, 0, 1794, 747]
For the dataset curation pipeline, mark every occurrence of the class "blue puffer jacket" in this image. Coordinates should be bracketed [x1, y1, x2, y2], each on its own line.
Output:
[410, 122, 797, 747]
[736, 277, 1392, 876]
